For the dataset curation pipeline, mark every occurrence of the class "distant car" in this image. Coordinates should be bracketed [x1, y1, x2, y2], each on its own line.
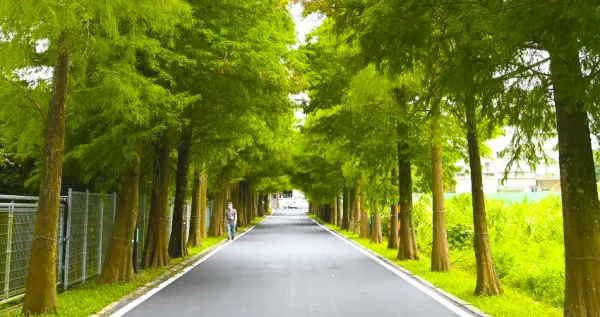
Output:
[285, 202, 298, 209]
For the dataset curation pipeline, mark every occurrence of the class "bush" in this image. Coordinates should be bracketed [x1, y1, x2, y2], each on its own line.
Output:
[411, 193, 565, 307]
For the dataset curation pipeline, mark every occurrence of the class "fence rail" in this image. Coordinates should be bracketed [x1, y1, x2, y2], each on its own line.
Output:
[0, 191, 213, 304]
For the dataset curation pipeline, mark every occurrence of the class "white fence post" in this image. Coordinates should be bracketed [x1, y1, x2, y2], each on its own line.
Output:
[82, 190, 89, 282]
[98, 194, 104, 275]
[3, 204, 14, 300]
[63, 189, 73, 290]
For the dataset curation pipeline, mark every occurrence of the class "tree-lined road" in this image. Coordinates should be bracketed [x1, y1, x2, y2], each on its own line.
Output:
[117, 209, 472, 317]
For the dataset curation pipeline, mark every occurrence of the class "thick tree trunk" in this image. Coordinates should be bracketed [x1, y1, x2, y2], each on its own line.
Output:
[200, 170, 207, 238]
[371, 200, 383, 244]
[23, 33, 70, 316]
[308, 201, 313, 215]
[141, 135, 171, 268]
[359, 189, 369, 239]
[188, 168, 206, 247]
[341, 187, 349, 230]
[350, 186, 359, 234]
[430, 103, 451, 272]
[169, 128, 191, 258]
[237, 181, 247, 227]
[244, 182, 251, 224]
[258, 194, 264, 217]
[336, 195, 342, 227]
[397, 142, 419, 260]
[548, 40, 600, 316]
[465, 94, 502, 295]
[331, 197, 338, 225]
[98, 143, 141, 285]
[208, 172, 226, 237]
[388, 168, 399, 249]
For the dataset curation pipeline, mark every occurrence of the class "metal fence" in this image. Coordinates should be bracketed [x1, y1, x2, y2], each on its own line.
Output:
[0, 196, 64, 303]
[0, 190, 213, 304]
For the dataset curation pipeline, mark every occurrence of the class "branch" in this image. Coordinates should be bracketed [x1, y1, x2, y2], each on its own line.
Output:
[1, 76, 46, 122]
[492, 57, 550, 83]
[523, 42, 544, 51]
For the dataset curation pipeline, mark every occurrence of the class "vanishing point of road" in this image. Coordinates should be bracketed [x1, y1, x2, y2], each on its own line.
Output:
[114, 209, 476, 317]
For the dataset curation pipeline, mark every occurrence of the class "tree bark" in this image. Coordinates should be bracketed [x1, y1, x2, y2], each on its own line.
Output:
[350, 186, 359, 234]
[397, 141, 419, 260]
[465, 93, 502, 295]
[388, 168, 399, 249]
[141, 135, 171, 268]
[341, 187, 349, 230]
[237, 180, 247, 227]
[359, 189, 369, 239]
[331, 196, 338, 225]
[169, 127, 191, 258]
[371, 200, 383, 244]
[430, 102, 451, 272]
[188, 167, 206, 248]
[336, 195, 342, 227]
[23, 33, 71, 316]
[98, 142, 141, 285]
[208, 171, 226, 237]
[548, 38, 600, 316]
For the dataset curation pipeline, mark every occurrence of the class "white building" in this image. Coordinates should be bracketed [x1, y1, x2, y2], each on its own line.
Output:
[454, 129, 561, 194]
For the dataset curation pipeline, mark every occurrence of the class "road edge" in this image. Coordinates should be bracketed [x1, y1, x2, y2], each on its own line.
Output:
[307, 216, 491, 317]
[91, 215, 270, 317]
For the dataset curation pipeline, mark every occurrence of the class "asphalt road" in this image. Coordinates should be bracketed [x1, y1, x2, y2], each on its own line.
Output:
[118, 209, 472, 317]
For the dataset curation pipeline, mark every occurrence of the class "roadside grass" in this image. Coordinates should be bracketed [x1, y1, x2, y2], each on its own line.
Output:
[309, 215, 562, 317]
[4, 216, 266, 317]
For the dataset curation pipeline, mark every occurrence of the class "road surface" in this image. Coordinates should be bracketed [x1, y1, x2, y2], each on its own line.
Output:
[117, 209, 473, 317]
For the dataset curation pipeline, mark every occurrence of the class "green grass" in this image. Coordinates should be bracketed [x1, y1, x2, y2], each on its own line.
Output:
[4, 216, 267, 317]
[310, 215, 562, 317]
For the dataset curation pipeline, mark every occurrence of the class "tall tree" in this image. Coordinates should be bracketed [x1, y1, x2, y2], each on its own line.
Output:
[141, 135, 171, 268]
[187, 167, 206, 247]
[98, 143, 141, 284]
[370, 200, 383, 244]
[169, 126, 192, 258]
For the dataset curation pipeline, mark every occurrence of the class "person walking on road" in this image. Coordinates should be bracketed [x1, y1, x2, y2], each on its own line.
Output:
[225, 202, 238, 241]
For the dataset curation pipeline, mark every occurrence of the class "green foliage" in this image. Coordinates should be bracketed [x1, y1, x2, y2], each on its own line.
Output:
[409, 194, 565, 307]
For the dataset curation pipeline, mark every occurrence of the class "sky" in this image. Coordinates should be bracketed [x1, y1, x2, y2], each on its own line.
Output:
[288, 2, 323, 122]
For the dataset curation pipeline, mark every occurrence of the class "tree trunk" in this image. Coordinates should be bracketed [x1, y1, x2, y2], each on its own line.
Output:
[237, 180, 247, 227]
[208, 171, 226, 237]
[141, 135, 171, 268]
[430, 102, 451, 272]
[371, 200, 383, 244]
[359, 189, 369, 239]
[331, 198, 338, 226]
[548, 39, 600, 316]
[342, 187, 349, 230]
[200, 169, 207, 238]
[258, 194, 264, 217]
[397, 142, 419, 260]
[388, 168, 399, 249]
[23, 33, 71, 316]
[188, 167, 206, 248]
[465, 93, 502, 295]
[244, 182, 251, 224]
[350, 186, 359, 234]
[336, 195, 342, 227]
[169, 128, 191, 258]
[98, 142, 141, 285]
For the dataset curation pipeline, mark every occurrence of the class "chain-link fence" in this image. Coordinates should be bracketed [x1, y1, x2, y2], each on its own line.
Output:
[0, 191, 213, 304]
[0, 196, 64, 303]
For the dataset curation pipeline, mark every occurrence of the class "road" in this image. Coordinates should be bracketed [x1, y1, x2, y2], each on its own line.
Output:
[116, 209, 473, 317]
